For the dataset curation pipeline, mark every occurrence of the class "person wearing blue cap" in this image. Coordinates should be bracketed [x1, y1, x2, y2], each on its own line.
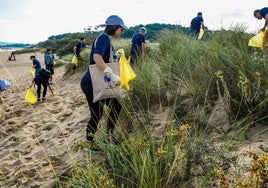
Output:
[190, 12, 205, 39]
[130, 26, 147, 65]
[80, 15, 128, 153]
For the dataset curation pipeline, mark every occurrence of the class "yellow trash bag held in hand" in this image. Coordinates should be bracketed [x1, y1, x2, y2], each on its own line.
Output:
[72, 55, 78, 66]
[198, 28, 204, 40]
[118, 49, 136, 90]
[248, 31, 265, 49]
[25, 86, 37, 104]
[31, 68, 35, 77]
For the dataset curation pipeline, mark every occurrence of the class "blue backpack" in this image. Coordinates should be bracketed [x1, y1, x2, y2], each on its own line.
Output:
[44, 53, 53, 65]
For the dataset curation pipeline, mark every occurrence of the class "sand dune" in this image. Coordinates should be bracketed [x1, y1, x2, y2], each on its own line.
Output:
[0, 51, 267, 187]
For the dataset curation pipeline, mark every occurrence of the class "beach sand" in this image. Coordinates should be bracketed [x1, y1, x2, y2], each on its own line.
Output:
[0, 51, 88, 187]
[0, 51, 267, 187]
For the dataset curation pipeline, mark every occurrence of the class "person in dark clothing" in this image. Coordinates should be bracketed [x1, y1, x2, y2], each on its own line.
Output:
[34, 71, 50, 102]
[30, 55, 41, 76]
[190, 12, 205, 39]
[74, 37, 86, 59]
[44, 49, 54, 84]
[73, 37, 86, 70]
[80, 15, 128, 153]
[254, 7, 268, 51]
[130, 27, 147, 65]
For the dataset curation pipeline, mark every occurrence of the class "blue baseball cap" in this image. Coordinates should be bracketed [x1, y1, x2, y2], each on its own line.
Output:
[105, 15, 128, 30]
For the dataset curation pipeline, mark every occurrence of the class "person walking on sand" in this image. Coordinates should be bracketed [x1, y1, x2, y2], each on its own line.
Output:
[74, 37, 86, 60]
[254, 7, 268, 52]
[130, 27, 147, 65]
[190, 12, 205, 39]
[30, 55, 41, 76]
[73, 37, 86, 70]
[80, 15, 128, 153]
[44, 49, 54, 84]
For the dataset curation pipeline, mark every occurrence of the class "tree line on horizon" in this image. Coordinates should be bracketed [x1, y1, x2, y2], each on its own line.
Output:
[0, 42, 31, 48]
[35, 23, 211, 58]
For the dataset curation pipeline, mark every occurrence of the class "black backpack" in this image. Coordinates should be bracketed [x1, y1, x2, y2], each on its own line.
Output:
[38, 68, 51, 79]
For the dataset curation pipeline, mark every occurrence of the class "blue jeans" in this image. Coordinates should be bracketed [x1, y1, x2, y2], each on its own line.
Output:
[80, 70, 122, 141]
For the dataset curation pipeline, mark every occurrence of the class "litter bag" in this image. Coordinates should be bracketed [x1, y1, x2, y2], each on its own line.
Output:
[118, 49, 136, 90]
[248, 31, 265, 49]
[25, 87, 37, 104]
[72, 55, 79, 66]
[89, 62, 121, 102]
[198, 28, 204, 40]
[31, 68, 35, 77]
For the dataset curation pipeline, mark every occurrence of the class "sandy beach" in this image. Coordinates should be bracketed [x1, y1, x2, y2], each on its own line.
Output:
[0, 51, 88, 187]
[0, 50, 267, 187]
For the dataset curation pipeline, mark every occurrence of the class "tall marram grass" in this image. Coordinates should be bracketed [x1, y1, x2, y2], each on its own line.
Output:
[56, 27, 267, 187]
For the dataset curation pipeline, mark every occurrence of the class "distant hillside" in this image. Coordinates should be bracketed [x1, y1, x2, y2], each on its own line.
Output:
[0, 42, 31, 48]
[0, 42, 12, 46]
[36, 23, 208, 57]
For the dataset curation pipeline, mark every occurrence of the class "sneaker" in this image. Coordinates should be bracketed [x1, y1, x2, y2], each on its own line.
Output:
[84, 140, 101, 153]
[37, 98, 41, 102]
[42, 98, 46, 101]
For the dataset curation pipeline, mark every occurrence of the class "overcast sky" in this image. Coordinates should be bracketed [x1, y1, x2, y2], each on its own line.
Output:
[0, 0, 267, 44]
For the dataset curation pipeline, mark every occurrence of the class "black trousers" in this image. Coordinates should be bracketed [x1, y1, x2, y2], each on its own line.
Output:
[36, 81, 48, 99]
[80, 70, 122, 141]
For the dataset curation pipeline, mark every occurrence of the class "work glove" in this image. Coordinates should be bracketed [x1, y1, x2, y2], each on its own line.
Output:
[104, 67, 120, 86]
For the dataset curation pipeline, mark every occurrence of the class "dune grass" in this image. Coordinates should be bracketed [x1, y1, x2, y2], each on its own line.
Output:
[52, 27, 268, 187]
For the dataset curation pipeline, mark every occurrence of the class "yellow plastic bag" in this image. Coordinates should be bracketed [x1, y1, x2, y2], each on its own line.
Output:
[72, 55, 78, 66]
[198, 28, 204, 40]
[31, 68, 35, 77]
[118, 49, 136, 90]
[248, 31, 265, 49]
[25, 87, 37, 104]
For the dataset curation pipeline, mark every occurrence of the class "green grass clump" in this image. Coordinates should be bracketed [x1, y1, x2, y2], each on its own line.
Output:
[52, 26, 268, 187]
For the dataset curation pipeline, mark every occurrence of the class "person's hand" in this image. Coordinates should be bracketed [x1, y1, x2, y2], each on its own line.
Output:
[261, 28, 266, 32]
[104, 67, 120, 86]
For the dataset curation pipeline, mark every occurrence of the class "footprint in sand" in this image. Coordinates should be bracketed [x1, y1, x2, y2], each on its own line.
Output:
[4, 136, 20, 148]
[56, 109, 73, 122]
[43, 123, 55, 131]
[48, 154, 65, 166]
[21, 169, 37, 179]
[0, 149, 10, 160]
